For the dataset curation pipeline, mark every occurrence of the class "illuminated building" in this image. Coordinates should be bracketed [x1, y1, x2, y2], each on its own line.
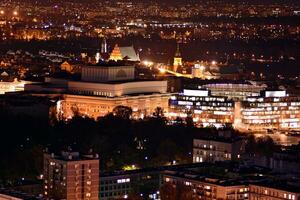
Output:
[249, 182, 300, 200]
[109, 44, 140, 62]
[0, 79, 30, 94]
[193, 131, 245, 163]
[43, 152, 99, 200]
[109, 44, 123, 61]
[163, 171, 249, 200]
[173, 43, 182, 72]
[60, 61, 82, 74]
[236, 90, 300, 131]
[169, 89, 234, 128]
[200, 82, 267, 101]
[25, 62, 170, 120]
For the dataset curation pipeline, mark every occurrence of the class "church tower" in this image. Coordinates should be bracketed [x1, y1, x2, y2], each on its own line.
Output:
[173, 43, 182, 72]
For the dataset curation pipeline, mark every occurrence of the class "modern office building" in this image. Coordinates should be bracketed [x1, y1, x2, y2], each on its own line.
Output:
[200, 82, 266, 101]
[193, 131, 246, 163]
[236, 90, 300, 131]
[43, 152, 99, 200]
[168, 89, 234, 128]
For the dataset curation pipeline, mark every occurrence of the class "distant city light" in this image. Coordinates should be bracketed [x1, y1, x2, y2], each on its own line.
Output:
[13, 11, 18, 16]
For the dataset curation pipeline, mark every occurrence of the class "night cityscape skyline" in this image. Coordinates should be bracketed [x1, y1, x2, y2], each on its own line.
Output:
[0, 0, 300, 200]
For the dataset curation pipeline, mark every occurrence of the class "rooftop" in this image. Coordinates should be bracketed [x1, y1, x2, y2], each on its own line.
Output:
[45, 151, 99, 162]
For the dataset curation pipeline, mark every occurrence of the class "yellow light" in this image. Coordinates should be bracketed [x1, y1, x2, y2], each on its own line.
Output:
[143, 60, 153, 66]
[211, 60, 217, 65]
[159, 68, 166, 73]
[13, 11, 18, 16]
[199, 65, 205, 71]
[0, 10, 4, 15]
[122, 164, 138, 171]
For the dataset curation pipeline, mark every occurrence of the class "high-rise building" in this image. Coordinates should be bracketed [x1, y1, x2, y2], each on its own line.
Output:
[43, 152, 99, 200]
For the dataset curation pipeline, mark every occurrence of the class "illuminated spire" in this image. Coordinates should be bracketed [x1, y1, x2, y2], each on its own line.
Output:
[175, 43, 181, 57]
[173, 43, 182, 71]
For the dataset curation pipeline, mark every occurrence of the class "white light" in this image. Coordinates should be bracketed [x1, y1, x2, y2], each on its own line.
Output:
[183, 89, 209, 97]
[265, 90, 286, 97]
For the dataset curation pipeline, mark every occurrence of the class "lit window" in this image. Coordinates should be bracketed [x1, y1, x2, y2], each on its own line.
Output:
[185, 182, 191, 186]
[86, 193, 91, 197]
[205, 186, 211, 190]
[165, 178, 170, 182]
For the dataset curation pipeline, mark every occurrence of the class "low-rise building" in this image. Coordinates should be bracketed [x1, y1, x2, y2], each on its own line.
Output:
[163, 171, 249, 200]
[249, 181, 300, 200]
[193, 131, 246, 163]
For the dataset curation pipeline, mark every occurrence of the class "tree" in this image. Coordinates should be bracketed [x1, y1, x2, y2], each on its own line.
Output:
[153, 107, 164, 118]
[160, 183, 176, 200]
[113, 105, 133, 119]
[185, 110, 194, 128]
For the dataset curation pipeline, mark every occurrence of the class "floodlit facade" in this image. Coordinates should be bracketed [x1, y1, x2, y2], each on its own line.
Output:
[58, 93, 170, 120]
[25, 62, 171, 120]
[168, 89, 234, 128]
[43, 152, 99, 200]
[237, 90, 300, 131]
